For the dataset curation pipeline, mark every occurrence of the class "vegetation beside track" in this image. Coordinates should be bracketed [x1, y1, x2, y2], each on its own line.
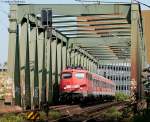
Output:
[101, 105, 150, 122]
[0, 113, 25, 122]
[0, 110, 61, 122]
[101, 107, 122, 122]
[2, 102, 150, 122]
[115, 92, 129, 101]
[39, 110, 61, 121]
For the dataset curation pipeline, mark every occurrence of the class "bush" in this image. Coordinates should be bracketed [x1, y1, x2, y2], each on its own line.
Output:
[102, 107, 122, 121]
[0, 113, 25, 122]
[39, 111, 47, 120]
[132, 109, 150, 122]
[39, 110, 61, 120]
[115, 92, 129, 101]
[48, 110, 61, 119]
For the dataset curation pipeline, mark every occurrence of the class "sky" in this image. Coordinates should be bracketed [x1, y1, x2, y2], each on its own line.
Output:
[0, 0, 150, 64]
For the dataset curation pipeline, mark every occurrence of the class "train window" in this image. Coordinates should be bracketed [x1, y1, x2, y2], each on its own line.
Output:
[75, 73, 85, 79]
[62, 73, 72, 79]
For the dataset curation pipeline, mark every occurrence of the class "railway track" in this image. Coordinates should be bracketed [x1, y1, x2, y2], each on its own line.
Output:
[51, 101, 129, 122]
[50, 105, 79, 111]
[0, 101, 129, 122]
[82, 102, 128, 122]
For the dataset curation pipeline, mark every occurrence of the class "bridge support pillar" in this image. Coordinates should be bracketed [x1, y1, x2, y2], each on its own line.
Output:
[131, 4, 145, 105]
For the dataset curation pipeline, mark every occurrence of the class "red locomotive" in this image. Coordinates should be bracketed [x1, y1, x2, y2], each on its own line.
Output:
[59, 67, 116, 103]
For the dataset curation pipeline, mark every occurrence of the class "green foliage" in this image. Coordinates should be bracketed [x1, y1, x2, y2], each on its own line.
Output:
[115, 92, 129, 101]
[48, 110, 61, 119]
[102, 107, 122, 120]
[132, 110, 150, 122]
[39, 111, 47, 120]
[0, 113, 25, 122]
[122, 107, 132, 118]
[120, 107, 133, 122]
[39, 110, 61, 120]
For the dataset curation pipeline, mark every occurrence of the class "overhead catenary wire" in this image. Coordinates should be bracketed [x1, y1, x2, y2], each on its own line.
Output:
[133, 0, 150, 8]
[0, 0, 25, 4]
[75, 0, 131, 4]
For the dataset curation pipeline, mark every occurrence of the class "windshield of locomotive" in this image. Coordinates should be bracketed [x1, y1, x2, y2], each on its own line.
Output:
[75, 73, 85, 79]
[62, 73, 72, 79]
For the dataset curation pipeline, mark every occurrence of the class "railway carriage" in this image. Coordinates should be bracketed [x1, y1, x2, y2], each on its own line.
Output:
[59, 67, 115, 103]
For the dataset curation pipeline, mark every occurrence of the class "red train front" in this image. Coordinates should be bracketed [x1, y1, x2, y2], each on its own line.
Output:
[59, 67, 115, 103]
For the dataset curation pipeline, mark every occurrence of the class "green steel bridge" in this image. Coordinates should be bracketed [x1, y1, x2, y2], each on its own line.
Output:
[8, 3, 146, 109]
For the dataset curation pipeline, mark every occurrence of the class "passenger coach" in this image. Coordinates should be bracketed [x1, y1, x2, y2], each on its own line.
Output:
[59, 67, 116, 103]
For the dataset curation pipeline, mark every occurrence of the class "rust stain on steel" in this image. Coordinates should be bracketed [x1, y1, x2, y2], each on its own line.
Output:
[131, 11, 138, 82]
[78, 20, 128, 25]
[77, 14, 126, 20]
[142, 10, 150, 64]
[131, 24, 137, 82]
[131, 53, 137, 82]
[78, 24, 131, 29]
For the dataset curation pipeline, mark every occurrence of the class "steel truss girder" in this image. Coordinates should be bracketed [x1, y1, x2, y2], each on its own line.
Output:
[68, 37, 130, 46]
[13, 4, 131, 23]
[52, 18, 127, 23]
[69, 46, 98, 63]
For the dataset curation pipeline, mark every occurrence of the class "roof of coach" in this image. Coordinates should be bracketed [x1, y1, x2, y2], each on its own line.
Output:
[92, 72, 115, 85]
[62, 67, 115, 85]
[62, 67, 88, 73]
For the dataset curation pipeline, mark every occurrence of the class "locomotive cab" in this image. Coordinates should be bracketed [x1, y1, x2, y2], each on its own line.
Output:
[60, 69, 87, 93]
[59, 69, 88, 103]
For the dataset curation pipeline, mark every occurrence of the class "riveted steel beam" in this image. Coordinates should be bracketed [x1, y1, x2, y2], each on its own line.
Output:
[24, 16, 31, 109]
[14, 24, 21, 106]
[41, 30, 46, 104]
[53, 18, 128, 24]
[131, 4, 144, 100]
[62, 30, 131, 35]
[71, 46, 98, 63]
[29, 25, 36, 108]
[48, 36, 53, 104]
[12, 4, 131, 23]
[34, 27, 39, 107]
[59, 27, 131, 32]
[68, 37, 130, 46]
[53, 37, 59, 103]
[54, 23, 130, 28]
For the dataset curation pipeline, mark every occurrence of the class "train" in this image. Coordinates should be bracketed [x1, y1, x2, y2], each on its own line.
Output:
[59, 67, 116, 104]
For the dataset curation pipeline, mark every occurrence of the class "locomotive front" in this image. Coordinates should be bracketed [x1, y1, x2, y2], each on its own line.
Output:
[59, 68, 87, 103]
